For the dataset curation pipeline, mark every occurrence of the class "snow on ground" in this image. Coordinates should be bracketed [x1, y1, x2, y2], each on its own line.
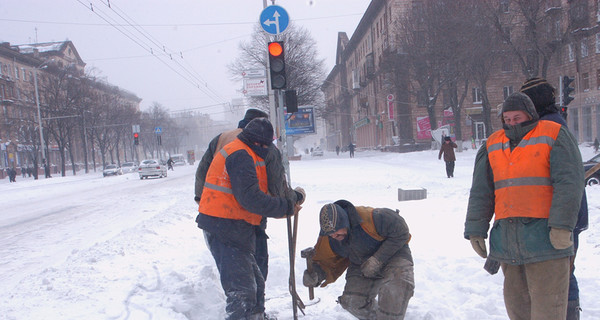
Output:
[0, 145, 599, 320]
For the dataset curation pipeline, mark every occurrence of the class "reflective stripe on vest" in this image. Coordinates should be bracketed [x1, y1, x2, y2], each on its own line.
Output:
[198, 138, 268, 225]
[486, 120, 561, 220]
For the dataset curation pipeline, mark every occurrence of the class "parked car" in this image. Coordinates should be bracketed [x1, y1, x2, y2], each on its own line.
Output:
[103, 164, 123, 177]
[121, 162, 138, 174]
[311, 147, 324, 156]
[584, 153, 600, 186]
[138, 159, 168, 179]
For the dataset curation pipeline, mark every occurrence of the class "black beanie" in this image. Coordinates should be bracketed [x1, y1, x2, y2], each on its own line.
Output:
[520, 78, 555, 114]
[240, 118, 274, 146]
[238, 108, 269, 129]
[244, 108, 268, 120]
[502, 92, 539, 122]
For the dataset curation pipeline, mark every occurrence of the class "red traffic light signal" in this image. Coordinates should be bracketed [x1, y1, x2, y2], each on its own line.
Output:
[133, 132, 139, 145]
[268, 41, 286, 90]
[268, 42, 283, 56]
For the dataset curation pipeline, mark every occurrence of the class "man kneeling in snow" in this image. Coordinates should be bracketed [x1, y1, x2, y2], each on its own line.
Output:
[302, 200, 414, 319]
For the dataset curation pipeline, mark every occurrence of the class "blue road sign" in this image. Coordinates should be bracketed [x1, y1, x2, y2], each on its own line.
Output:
[260, 5, 289, 35]
[154, 127, 162, 134]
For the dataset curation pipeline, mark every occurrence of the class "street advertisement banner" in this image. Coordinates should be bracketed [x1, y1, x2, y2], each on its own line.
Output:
[285, 107, 315, 135]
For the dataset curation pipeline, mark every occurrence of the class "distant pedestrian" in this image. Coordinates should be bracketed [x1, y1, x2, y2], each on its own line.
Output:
[21, 167, 26, 178]
[167, 157, 174, 171]
[27, 167, 32, 177]
[8, 168, 16, 182]
[348, 143, 355, 158]
[438, 136, 457, 178]
[336, 145, 340, 156]
[594, 137, 599, 153]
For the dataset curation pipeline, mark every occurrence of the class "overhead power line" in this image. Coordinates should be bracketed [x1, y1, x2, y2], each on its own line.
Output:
[74, 0, 226, 104]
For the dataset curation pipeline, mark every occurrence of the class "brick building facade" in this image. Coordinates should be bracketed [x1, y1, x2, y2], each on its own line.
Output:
[322, 0, 600, 151]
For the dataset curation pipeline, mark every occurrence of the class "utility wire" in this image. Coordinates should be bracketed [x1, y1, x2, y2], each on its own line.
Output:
[0, 13, 363, 27]
[75, 0, 225, 104]
[96, 0, 226, 103]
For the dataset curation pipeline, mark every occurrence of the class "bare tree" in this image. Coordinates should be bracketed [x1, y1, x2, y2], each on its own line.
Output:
[395, 0, 483, 141]
[484, 0, 573, 79]
[229, 23, 326, 113]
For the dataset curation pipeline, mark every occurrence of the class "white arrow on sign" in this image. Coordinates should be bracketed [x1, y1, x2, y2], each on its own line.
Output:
[263, 10, 281, 34]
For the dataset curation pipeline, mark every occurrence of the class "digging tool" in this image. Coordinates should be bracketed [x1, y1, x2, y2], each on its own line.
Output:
[301, 247, 316, 300]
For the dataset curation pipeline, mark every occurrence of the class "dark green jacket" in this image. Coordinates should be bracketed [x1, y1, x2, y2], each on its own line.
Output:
[464, 120, 584, 265]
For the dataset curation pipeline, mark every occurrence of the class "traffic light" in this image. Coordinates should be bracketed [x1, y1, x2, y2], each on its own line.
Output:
[560, 106, 568, 121]
[133, 132, 139, 145]
[268, 41, 286, 90]
[562, 75, 575, 106]
[285, 89, 298, 113]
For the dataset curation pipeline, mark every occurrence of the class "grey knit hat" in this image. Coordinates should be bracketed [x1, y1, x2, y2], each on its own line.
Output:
[501, 92, 539, 122]
[319, 203, 349, 235]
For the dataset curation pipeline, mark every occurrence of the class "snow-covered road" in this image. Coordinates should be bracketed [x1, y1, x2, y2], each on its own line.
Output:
[1, 148, 599, 319]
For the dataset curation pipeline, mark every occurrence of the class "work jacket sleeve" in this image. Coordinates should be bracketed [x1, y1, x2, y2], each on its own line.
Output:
[264, 144, 297, 201]
[226, 150, 293, 218]
[548, 127, 584, 230]
[371, 209, 411, 264]
[464, 143, 496, 239]
[194, 134, 220, 200]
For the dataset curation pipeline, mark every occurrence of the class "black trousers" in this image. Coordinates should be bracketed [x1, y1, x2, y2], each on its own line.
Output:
[205, 231, 265, 319]
[445, 161, 455, 177]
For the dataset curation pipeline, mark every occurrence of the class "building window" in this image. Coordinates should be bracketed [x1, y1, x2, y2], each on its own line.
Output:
[596, 34, 600, 53]
[568, 43, 575, 62]
[502, 27, 511, 43]
[503, 86, 514, 99]
[597, 69, 600, 89]
[0, 62, 2, 75]
[502, 57, 512, 72]
[472, 87, 482, 103]
[582, 39, 589, 58]
[582, 72, 590, 91]
[500, 0, 509, 13]
[14, 66, 19, 80]
[21, 68, 26, 81]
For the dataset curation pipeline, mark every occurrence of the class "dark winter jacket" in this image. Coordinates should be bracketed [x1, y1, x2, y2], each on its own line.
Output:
[438, 141, 457, 162]
[196, 134, 295, 253]
[538, 110, 588, 235]
[313, 200, 412, 285]
[464, 119, 584, 265]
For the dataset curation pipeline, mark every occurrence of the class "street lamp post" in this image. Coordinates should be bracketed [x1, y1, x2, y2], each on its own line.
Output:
[33, 66, 51, 178]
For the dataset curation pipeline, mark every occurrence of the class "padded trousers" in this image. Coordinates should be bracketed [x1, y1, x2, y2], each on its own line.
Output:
[501, 257, 570, 320]
[338, 256, 414, 320]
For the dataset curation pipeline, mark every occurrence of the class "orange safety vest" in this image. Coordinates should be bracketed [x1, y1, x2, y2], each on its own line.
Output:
[198, 138, 268, 226]
[486, 120, 561, 220]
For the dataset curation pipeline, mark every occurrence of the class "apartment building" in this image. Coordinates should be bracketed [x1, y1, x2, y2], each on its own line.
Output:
[323, 0, 600, 151]
[0, 41, 140, 175]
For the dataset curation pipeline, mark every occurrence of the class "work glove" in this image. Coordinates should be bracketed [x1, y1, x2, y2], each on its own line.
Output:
[294, 187, 306, 205]
[549, 228, 573, 250]
[470, 236, 487, 258]
[303, 269, 320, 287]
[361, 256, 382, 278]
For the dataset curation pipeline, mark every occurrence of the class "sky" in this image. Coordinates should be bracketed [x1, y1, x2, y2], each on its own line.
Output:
[0, 0, 370, 119]
[1, 145, 599, 319]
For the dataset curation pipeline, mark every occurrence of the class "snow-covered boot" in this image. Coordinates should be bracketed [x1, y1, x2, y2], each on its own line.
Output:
[566, 299, 581, 320]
